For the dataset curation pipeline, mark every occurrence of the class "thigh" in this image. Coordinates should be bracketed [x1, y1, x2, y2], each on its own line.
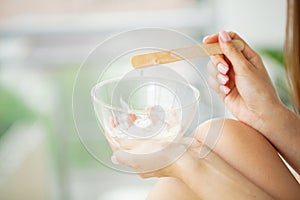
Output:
[196, 118, 300, 199]
[147, 177, 198, 200]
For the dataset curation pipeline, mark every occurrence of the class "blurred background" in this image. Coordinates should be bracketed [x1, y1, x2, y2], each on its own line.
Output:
[0, 0, 288, 200]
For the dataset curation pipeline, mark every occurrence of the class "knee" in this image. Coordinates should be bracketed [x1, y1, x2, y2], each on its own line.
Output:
[194, 118, 266, 150]
[194, 118, 241, 142]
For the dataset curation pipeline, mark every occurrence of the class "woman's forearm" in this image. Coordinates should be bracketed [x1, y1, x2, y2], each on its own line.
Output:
[176, 151, 274, 200]
[261, 105, 300, 173]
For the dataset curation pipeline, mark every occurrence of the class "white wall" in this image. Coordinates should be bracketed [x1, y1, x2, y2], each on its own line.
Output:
[213, 0, 286, 47]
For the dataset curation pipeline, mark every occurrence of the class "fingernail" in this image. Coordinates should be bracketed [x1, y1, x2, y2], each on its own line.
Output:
[217, 63, 229, 74]
[202, 35, 210, 43]
[219, 30, 231, 42]
[220, 85, 230, 95]
[111, 155, 119, 164]
[217, 74, 229, 84]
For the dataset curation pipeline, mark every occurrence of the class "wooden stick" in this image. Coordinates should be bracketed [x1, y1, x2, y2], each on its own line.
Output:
[131, 40, 244, 69]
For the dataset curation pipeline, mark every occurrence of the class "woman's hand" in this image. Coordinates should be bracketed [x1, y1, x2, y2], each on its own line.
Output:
[204, 31, 300, 173]
[110, 137, 201, 179]
[204, 31, 283, 133]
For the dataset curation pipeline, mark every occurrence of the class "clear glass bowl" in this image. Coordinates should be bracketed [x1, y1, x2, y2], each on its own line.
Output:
[91, 76, 200, 151]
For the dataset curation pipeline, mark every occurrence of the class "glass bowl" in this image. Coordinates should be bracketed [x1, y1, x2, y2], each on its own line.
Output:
[91, 76, 200, 151]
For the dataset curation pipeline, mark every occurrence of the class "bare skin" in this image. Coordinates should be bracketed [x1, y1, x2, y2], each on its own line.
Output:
[147, 119, 300, 200]
[109, 31, 300, 199]
[114, 120, 276, 199]
[205, 31, 300, 172]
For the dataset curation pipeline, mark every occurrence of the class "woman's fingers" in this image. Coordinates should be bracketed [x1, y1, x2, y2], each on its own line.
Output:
[112, 141, 187, 173]
[202, 33, 219, 43]
[209, 55, 230, 75]
[217, 73, 229, 85]
[207, 60, 231, 97]
[207, 75, 229, 99]
[204, 31, 254, 97]
[204, 31, 263, 71]
[227, 31, 263, 66]
[219, 31, 266, 76]
[207, 61, 229, 81]
[216, 62, 229, 75]
[111, 138, 197, 170]
[218, 31, 251, 74]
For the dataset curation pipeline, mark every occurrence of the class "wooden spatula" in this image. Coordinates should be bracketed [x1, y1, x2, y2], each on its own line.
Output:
[131, 40, 244, 69]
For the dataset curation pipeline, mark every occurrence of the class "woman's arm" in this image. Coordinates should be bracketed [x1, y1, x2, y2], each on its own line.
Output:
[113, 141, 274, 200]
[261, 105, 300, 173]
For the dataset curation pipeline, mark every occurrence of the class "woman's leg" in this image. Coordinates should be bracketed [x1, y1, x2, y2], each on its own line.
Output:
[147, 119, 300, 200]
[196, 118, 299, 199]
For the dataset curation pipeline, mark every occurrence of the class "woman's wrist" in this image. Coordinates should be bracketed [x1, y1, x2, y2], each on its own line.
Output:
[259, 103, 298, 137]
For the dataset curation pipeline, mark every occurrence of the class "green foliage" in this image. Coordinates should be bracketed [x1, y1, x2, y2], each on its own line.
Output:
[0, 85, 35, 137]
[259, 47, 293, 108]
[259, 48, 285, 67]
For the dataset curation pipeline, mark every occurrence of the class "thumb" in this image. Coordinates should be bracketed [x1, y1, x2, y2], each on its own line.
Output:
[218, 31, 250, 74]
